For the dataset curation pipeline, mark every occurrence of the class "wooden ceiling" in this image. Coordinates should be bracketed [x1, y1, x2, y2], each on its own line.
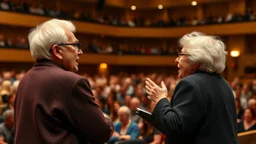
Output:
[77, 0, 230, 9]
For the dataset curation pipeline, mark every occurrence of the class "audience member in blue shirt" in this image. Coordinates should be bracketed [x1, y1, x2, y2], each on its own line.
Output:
[109, 106, 139, 144]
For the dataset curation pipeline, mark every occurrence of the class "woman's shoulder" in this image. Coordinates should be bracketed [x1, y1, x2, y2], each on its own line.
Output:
[130, 121, 139, 127]
[181, 71, 222, 87]
[184, 71, 217, 80]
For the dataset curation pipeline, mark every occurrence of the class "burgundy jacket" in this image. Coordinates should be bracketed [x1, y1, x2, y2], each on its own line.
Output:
[15, 59, 114, 144]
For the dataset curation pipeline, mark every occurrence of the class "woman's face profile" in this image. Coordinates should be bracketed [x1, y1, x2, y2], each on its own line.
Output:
[175, 47, 195, 79]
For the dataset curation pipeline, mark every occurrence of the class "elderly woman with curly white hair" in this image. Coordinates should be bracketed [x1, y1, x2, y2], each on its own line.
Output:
[145, 32, 238, 144]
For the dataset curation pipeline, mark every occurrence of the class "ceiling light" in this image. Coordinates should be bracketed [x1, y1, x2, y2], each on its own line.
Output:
[158, 5, 163, 9]
[131, 5, 136, 10]
[191, 1, 197, 6]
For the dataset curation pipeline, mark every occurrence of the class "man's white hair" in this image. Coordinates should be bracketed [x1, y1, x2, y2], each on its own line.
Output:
[28, 19, 76, 60]
[179, 31, 227, 74]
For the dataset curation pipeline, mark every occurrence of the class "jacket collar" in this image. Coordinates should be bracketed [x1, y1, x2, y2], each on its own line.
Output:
[34, 59, 67, 71]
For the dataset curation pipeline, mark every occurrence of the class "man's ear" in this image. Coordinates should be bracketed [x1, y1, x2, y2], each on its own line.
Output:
[51, 45, 63, 59]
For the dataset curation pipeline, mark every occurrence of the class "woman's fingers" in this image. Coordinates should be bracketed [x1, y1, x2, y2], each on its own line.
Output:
[145, 85, 152, 95]
[145, 81, 153, 89]
[146, 78, 157, 87]
[145, 85, 151, 92]
[145, 78, 160, 103]
[146, 85, 157, 96]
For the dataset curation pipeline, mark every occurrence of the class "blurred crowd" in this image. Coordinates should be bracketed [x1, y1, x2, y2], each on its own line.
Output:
[0, 70, 256, 143]
[0, 70, 24, 144]
[0, 0, 255, 28]
[0, 32, 179, 55]
[85, 42, 178, 56]
[0, 34, 28, 49]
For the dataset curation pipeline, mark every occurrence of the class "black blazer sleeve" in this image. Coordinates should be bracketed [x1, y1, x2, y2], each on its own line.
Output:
[152, 79, 204, 134]
[66, 78, 114, 143]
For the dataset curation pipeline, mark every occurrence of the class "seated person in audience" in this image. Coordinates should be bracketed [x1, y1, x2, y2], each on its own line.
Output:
[0, 34, 7, 47]
[6, 37, 13, 48]
[238, 108, 256, 133]
[124, 95, 132, 108]
[139, 120, 162, 144]
[95, 96, 109, 115]
[130, 97, 143, 129]
[248, 98, 256, 119]
[110, 101, 121, 124]
[0, 110, 14, 143]
[0, 90, 9, 104]
[2, 94, 15, 115]
[0, 0, 11, 11]
[109, 106, 139, 144]
[139, 101, 162, 144]
[235, 98, 244, 123]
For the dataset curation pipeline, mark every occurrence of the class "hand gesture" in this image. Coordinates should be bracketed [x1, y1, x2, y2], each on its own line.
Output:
[145, 78, 167, 103]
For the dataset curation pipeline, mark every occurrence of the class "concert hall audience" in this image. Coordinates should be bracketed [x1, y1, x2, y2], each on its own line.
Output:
[1, 69, 256, 143]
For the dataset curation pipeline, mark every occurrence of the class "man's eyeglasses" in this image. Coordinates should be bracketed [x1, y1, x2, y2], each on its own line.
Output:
[57, 42, 82, 51]
[177, 52, 190, 58]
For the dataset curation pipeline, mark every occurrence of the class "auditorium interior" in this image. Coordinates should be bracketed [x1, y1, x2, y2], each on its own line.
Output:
[0, 0, 256, 143]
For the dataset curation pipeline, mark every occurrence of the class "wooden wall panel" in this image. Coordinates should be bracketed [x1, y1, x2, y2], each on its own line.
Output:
[203, 2, 229, 17]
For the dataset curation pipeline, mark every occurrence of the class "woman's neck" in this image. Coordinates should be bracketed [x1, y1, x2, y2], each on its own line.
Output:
[244, 119, 255, 130]
[244, 119, 254, 124]
[122, 120, 131, 127]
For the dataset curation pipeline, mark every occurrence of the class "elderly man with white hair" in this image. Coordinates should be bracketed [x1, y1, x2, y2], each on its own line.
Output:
[145, 32, 238, 144]
[15, 19, 114, 144]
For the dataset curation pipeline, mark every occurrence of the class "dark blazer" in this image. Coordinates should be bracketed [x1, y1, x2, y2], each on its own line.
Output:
[152, 71, 238, 144]
[14, 59, 114, 144]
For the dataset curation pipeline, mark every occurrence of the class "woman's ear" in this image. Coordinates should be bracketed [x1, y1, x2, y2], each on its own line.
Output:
[51, 45, 63, 59]
[193, 63, 200, 70]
